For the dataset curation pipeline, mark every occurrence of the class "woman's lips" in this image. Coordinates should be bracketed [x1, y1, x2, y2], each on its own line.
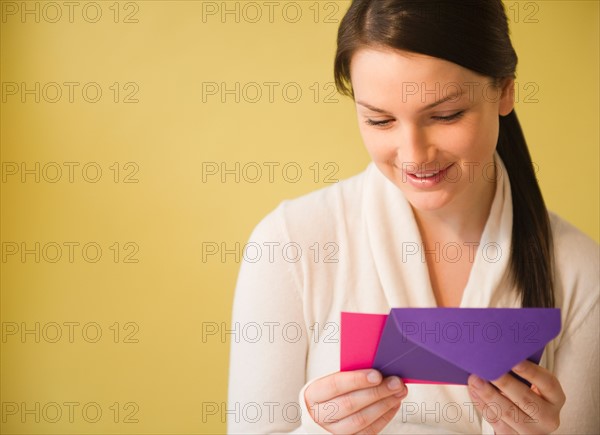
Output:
[401, 163, 456, 188]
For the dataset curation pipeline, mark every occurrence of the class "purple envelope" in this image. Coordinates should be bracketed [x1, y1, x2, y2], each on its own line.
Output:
[372, 308, 561, 385]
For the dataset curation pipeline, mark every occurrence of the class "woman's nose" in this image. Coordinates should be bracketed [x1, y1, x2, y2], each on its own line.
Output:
[396, 125, 437, 168]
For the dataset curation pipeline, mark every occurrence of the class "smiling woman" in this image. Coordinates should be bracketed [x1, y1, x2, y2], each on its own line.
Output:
[349, 49, 515, 308]
[227, 1, 599, 434]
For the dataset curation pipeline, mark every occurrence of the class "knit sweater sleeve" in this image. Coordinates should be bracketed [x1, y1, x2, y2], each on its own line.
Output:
[553, 300, 599, 434]
[226, 203, 331, 434]
[550, 214, 600, 434]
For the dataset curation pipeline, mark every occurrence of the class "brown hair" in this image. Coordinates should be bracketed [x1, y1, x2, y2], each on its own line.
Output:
[334, 0, 555, 308]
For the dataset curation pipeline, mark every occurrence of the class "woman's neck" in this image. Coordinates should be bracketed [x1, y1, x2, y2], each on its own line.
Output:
[412, 169, 497, 245]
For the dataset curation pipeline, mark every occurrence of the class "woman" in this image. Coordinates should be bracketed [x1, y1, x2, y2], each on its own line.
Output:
[227, 0, 599, 433]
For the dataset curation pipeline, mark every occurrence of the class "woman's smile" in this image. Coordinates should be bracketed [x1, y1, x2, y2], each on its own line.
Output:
[396, 162, 457, 189]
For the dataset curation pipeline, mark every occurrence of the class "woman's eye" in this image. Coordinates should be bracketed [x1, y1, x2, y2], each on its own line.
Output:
[432, 111, 465, 122]
[365, 118, 393, 127]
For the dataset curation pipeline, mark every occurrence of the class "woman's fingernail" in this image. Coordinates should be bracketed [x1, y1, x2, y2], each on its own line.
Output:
[469, 374, 485, 389]
[387, 376, 402, 390]
[513, 361, 526, 372]
[367, 370, 381, 384]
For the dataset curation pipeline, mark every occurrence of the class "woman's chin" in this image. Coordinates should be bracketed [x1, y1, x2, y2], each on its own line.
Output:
[401, 189, 454, 214]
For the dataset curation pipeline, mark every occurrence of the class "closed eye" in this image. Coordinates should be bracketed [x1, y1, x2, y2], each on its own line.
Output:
[431, 111, 465, 122]
[365, 118, 394, 127]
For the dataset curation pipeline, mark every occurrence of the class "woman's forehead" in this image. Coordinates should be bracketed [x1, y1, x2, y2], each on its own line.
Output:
[350, 47, 476, 82]
[349, 48, 489, 105]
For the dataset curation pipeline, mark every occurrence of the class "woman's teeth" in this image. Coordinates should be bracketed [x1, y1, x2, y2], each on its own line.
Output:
[413, 172, 439, 178]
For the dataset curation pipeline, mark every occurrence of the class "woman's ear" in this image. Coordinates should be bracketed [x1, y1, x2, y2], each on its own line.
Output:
[498, 78, 515, 116]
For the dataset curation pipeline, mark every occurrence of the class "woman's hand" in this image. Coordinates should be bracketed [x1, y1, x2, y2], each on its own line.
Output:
[304, 369, 407, 434]
[467, 360, 566, 434]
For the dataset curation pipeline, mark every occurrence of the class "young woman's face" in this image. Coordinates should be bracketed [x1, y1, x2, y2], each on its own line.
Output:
[350, 47, 515, 213]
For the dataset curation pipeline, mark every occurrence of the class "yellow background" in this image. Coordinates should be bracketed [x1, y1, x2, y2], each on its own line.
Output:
[1, 0, 598, 433]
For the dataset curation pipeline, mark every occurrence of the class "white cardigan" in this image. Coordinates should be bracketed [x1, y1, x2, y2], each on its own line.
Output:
[227, 154, 599, 434]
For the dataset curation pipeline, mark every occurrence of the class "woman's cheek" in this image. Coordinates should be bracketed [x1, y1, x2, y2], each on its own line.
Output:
[431, 128, 467, 156]
[363, 132, 393, 162]
[443, 124, 486, 159]
[464, 113, 499, 157]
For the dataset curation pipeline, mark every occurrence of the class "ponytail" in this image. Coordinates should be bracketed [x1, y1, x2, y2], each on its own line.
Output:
[497, 110, 555, 308]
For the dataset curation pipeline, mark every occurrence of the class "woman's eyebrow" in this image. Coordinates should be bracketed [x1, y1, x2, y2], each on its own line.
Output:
[357, 90, 464, 114]
[420, 91, 464, 112]
[355, 101, 391, 114]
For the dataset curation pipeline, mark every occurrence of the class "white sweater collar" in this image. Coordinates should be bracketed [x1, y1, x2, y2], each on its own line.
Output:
[362, 152, 518, 309]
